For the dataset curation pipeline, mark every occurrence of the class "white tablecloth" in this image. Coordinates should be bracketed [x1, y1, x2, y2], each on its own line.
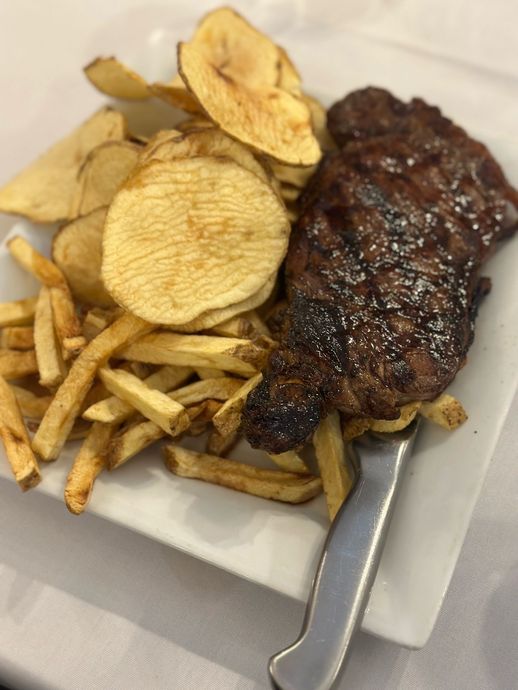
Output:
[1, 2, 517, 689]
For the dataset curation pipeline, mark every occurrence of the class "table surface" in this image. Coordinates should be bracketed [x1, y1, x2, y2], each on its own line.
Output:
[1, 2, 517, 689]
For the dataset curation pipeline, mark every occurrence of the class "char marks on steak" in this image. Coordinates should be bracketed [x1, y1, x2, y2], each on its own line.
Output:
[244, 87, 518, 454]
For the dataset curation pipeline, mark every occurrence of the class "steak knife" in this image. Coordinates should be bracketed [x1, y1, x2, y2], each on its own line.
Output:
[269, 421, 419, 690]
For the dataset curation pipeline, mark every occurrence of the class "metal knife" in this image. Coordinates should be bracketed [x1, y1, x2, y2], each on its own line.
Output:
[269, 421, 419, 690]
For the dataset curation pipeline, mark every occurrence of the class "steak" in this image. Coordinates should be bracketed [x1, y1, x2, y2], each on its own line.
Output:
[244, 87, 518, 454]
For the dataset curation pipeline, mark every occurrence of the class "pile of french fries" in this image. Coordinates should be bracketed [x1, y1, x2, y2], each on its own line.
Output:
[0, 6, 467, 522]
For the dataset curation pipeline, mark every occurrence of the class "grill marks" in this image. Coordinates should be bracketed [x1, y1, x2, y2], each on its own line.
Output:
[244, 87, 518, 454]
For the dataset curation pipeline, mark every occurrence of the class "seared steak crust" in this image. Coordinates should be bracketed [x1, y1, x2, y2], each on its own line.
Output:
[244, 87, 518, 453]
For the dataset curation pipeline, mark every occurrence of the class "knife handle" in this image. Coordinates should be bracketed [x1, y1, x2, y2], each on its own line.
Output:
[269, 424, 418, 690]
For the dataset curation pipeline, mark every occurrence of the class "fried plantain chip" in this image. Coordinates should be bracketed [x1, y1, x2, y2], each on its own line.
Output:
[84, 56, 150, 100]
[70, 140, 140, 217]
[102, 157, 289, 324]
[0, 108, 127, 222]
[53, 208, 115, 308]
[178, 42, 320, 166]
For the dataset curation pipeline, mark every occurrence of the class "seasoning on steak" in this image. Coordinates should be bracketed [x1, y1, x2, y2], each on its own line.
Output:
[244, 87, 518, 454]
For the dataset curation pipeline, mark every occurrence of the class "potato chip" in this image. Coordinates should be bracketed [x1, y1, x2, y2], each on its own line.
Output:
[175, 116, 214, 133]
[271, 161, 316, 189]
[303, 93, 336, 151]
[0, 108, 127, 222]
[189, 7, 280, 88]
[139, 127, 272, 187]
[102, 157, 289, 324]
[84, 57, 150, 100]
[167, 273, 276, 333]
[53, 208, 115, 307]
[148, 74, 201, 113]
[70, 140, 140, 217]
[178, 42, 321, 166]
[276, 45, 302, 94]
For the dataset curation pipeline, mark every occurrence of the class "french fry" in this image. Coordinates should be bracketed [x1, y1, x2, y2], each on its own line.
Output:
[169, 377, 243, 407]
[268, 451, 309, 474]
[313, 411, 357, 520]
[34, 287, 67, 388]
[186, 400, 223, 436]
[209, 310, 271, 339]
[0, 348, 38, 379]
[206, 428, 238, 457]
[7, 236, 85, 356]
[98, 366, 191, 435]
[32, 312, 154, 461]
[342, 417, 372, 442]
[0, 375, 41, 491]
[420, 394, 467, 430]
[369, 401, 422, 433]
[10, 385, 53, 419]
[163, 446, 323, 504]
[82, 307, 122, 340]
[83, 365, 192, 424]
[67, 420, 93, 441]
[194, 367, 225, 380]
[118, 332, 269, 376]
[0, 326, 34, 350]
[0, 296, 37, 328]
[65, 422, 117, 515]
[212, 373, 262, 436]
[107, 403, 205, 469]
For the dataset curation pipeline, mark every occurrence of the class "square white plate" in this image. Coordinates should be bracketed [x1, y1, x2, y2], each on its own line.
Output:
[0, 25, 517, 650]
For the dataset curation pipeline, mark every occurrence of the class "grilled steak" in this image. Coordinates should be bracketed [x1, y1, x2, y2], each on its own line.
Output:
[244, 87, 518, 454]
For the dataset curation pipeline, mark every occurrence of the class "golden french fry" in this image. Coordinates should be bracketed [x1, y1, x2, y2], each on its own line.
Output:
[67, 419, 93, 441]
[0, 326, 34, 350]
[314, 411, 357, 520]
[83, 365, 192, 424]
[65, 422, 117, 515]
[0, 297, 38, 328]
[208, 309, 271, 339]
[32, 312, 154, 461]
[53, 208, 115, 308]
[84, 57, 150, 100]
[0, 348, 38, 379]
[0, 374, 41, 490]
[342, 417, 371, 442]
[420, 394, 467, 430]
[82, 307, 122, 340]
[212, 373, 263, 436]
[195, 367, 225, 380]
[70, 141, 141, 217]
[7, 236, 85, 356]
[118, 332, 269, 377]
[34, 287, 67, 388]
[10, 385, 53, 419]
[0, 107, 127, 223]
[206, 428, 238, 457]
[186, 400, 223, 436]
[369, 401, 422, 433]
[106, 380, 240, 469]
[102, 157, 289, 325]
[268, 451, 309, 474]
[164, 445, 322, 504]
[98, 366, 190, 435]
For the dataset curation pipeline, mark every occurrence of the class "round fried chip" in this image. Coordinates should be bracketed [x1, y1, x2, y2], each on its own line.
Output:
[84, 57, 150, 100]
[70, 140, 141, 217]
[276, 46, 302, 94]
[139, 128, 272, 187]
[303, 93, 336, 151]
[102, 157, 290, 325]
[149, 74, 201, 113]
[191, 7, 280, 88]
[168, 273, 276, 333]
[271, 161, 316, 189]
[53, 207, 115, 307]
[178, 42, 321, 166]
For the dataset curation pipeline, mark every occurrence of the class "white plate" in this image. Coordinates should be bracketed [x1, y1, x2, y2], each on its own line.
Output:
[1, 26, 517, 650]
